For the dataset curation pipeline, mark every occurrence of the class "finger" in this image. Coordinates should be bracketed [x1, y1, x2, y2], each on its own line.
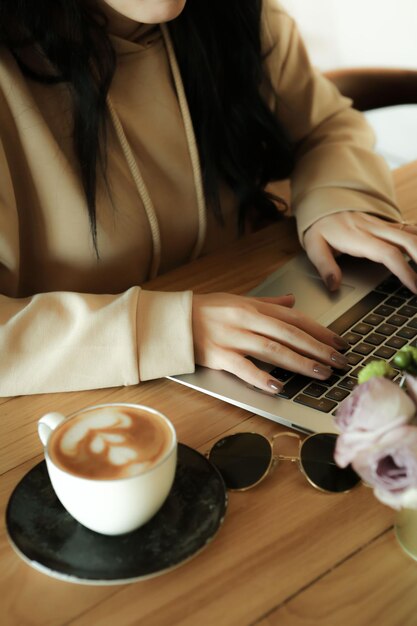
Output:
[232, 333, 335, 380]
[219, 350, 284, 395]
[360, 214, 417, 236]
[308, 218, 417, 294]
[303, 232, 342, 291]
[359, 220, 417, 267]
[233, 322, 348, 372]
[252, 301, 349, 351]
[335, 231, 417, 294]
[372, 240, 417, 293]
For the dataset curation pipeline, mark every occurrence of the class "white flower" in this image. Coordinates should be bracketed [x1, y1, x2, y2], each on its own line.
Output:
[335, 377, 415, 433]
[352, 426, 417, 510]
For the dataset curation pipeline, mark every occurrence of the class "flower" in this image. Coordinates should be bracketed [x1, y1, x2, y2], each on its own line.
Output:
[335, 376, 414, 434]
[351, 426, 417, 510]
[334, 349, 417, 510]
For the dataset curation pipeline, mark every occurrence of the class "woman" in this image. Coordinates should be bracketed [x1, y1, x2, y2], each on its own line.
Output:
[0, 0, 415, 396]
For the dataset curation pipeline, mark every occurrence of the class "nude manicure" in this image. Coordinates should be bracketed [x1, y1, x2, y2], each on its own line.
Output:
[313, 364, 332, 378]
[325, 274, 338, 291]
[267, 379, 283, 393]
[330, 352, 348, 368]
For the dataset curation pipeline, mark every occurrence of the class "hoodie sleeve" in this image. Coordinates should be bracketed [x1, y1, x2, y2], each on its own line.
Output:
[0, 287, 194, 396]
[0, 139, 194, 397]
[262, 0, 402, 244]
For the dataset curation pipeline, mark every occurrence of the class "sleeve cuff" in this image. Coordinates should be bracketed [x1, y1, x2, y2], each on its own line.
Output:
[295, 188, 403, 247]
[137, 289, 195, 381]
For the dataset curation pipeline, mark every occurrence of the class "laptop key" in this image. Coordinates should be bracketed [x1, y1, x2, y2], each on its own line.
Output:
[385, 296, 406, 308]
[386, 336, 408, 349]
[343, 332, 361, 345]
[303, 383, 327, 398]
[338, 376, 357, 391]
[315, 374, 341, 387]
[365, 333, 385, 346]
[396, 287, 414, 299]
[325, 387, 350, 402]
[376, 323, 397, 336]
[387, 314, 408, 326]
[352, 342, 374, 356]
[396, 327, 417, 340]
[374, 304, 395, 317]
[409, 319, 417, 329]
[351, 323, 373, 335]
[376, 276, 402, 293]
[374, 345, 396, 359]
[398, 305, 417, 317]
[269, 367, 293, 382]
[293, 394, 337, 413]
[363, 313, 384, 326]
[278, 375, 310, 399]
[346, 352, 363, 365]
[328, 291, 385, 335]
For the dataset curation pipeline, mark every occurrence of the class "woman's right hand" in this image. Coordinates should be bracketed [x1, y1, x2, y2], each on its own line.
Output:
[192, 292, 350, 394]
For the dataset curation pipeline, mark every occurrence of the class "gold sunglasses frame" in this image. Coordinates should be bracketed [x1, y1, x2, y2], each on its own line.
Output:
[208, 431, 358, 494]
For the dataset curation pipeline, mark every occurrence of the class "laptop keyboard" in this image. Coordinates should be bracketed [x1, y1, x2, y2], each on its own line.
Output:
[269, 274, 417, 414]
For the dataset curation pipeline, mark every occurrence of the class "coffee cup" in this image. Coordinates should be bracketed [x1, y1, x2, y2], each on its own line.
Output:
[38, 403, 177, 535]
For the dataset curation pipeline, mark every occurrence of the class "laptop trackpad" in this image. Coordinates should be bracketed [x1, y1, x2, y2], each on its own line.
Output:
[252, 269, 354, 318]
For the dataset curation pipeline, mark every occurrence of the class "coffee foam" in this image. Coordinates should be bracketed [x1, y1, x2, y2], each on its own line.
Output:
[59, 409, 132, 455]
[49, 406, 173, 480]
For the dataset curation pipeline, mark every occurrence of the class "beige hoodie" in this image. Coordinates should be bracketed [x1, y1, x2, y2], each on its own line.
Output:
[0, 1, 401, 395]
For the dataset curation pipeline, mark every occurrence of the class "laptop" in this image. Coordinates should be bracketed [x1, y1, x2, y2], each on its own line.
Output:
[169, 253, 417, 434]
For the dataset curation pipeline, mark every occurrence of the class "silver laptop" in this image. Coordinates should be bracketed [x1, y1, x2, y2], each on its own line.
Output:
[170, 253, 415, 433]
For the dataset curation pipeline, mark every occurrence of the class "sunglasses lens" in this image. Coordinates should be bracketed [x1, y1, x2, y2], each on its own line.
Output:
[300, 433, 360, 493]
[208, 433, 272, 490]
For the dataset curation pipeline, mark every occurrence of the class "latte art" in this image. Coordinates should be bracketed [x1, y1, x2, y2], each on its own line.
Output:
[49, 406, 173, 479]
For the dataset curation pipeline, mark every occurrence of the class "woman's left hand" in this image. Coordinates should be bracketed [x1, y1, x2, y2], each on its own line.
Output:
[303, 211, 417, 293]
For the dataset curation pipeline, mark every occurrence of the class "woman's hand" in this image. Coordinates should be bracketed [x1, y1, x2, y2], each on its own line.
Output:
[304, 212, 417, 293]
[192, 293, 349, 394]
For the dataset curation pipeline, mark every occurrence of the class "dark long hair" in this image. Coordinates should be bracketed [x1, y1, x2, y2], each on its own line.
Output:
[0, 0, 294, 250]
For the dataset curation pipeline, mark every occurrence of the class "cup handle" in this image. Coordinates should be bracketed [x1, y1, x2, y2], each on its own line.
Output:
[38, 412, 66, 447]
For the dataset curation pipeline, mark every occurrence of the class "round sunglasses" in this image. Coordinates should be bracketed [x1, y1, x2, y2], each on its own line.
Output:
[207, 431, 360, 493]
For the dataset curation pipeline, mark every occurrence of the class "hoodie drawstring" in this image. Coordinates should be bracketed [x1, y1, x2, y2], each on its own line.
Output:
[107, 24, 207, 280]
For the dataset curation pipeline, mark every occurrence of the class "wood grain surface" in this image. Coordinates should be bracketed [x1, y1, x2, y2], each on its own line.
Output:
[1, 163, 416, 626]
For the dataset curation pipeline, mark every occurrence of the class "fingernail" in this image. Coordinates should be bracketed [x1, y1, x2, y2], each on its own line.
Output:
[330, 352, 348, 368]
[267, 379, 283, 393]
[333, 335, 350, 350]
[325, 274, 337, 291]
[313, 364, 332, 378]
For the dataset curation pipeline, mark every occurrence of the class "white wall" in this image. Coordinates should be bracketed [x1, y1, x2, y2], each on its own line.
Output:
[279, 0, 417, 70]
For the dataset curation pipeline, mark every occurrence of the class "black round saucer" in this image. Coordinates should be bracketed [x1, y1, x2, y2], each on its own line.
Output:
[6, 443, 227, 585]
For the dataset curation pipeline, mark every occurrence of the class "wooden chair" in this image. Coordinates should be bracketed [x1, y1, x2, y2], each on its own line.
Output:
[324, 67, 417, 111]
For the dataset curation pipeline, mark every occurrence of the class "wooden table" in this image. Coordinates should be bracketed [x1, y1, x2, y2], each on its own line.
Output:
[1, 162, 417, 626]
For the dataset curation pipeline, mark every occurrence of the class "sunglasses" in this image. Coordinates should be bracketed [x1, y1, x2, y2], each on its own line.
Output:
[207, 431, 360, 493]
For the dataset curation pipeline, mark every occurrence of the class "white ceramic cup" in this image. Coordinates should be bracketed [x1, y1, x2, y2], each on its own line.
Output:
[38, 403, 177, 535]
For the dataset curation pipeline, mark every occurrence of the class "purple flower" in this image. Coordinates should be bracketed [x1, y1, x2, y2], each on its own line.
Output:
[335, 377, 415, 433]
[335, 431, 380, 468]
[352, 426, 417, 509]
